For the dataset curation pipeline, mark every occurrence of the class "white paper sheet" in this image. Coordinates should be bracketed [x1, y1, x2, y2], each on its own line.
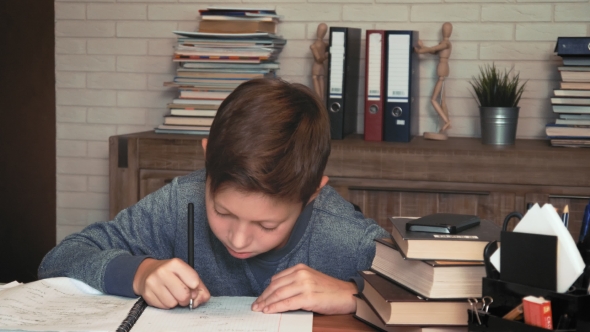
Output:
[0, 278, 313, 332]
[133, 297, 313, 332]
[0, 277, 135, 331]
[490, 203, 585, 293]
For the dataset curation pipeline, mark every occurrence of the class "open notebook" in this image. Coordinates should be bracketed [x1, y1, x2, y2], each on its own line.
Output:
[0, 277, 312, 332]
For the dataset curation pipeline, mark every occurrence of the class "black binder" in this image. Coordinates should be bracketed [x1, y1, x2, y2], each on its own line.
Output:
[555, 37, 590, 57]
[327, 27, 361, 140]
[383, 30, 419, 143]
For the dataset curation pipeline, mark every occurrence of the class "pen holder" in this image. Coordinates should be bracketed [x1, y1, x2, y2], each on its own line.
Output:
[468, 309, 574, 332]
[467, 278, 590, 332]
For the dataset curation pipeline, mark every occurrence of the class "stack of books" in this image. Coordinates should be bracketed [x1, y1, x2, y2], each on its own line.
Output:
[546, 37, 590, 147]
[156, 7, 286, 135]
[354, 216, 501, 332]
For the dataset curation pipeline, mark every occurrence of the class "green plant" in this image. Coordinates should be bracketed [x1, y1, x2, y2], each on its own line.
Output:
[469, 63, 527, 107]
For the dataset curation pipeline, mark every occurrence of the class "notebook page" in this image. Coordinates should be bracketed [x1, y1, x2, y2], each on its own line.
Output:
[132, 296, 313, 332]
[0, 277, 136, 331]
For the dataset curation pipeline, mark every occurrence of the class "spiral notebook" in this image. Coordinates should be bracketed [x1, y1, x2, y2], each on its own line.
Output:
[0, 277, 312, 332]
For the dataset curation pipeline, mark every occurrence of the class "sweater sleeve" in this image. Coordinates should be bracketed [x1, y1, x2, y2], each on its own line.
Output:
[38, 178, 181, 296]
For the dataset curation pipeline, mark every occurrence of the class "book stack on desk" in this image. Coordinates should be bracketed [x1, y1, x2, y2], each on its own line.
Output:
[355, 216, 501, 332]
[547, 37, 590, 147]
[156, 7, 286, 135]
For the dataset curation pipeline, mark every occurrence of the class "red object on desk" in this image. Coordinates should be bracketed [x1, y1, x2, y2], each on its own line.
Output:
[523, 296, 553, 330]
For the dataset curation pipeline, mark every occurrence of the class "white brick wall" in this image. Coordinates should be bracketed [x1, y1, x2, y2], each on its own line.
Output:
[54, 0, 590, 241]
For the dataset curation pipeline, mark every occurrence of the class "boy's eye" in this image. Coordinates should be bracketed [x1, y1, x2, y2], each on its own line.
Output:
[259, 224, 277, 232]
[213, 208, 231, 217]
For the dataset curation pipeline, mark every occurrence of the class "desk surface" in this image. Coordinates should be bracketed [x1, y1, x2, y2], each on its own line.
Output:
[313, 314, 376, 331]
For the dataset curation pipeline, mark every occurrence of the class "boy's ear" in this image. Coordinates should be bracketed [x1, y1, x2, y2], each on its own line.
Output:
[307, 176, 329, 203]
[201, 138, 208, 156]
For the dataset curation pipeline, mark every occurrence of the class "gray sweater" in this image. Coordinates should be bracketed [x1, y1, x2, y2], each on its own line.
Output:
[39, 169, 389, 297]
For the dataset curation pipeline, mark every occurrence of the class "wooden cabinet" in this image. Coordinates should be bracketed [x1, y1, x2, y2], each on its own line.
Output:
[109, 131, 590, 239]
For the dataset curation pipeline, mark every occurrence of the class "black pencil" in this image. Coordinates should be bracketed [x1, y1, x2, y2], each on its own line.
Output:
[187, 203, 194, 310]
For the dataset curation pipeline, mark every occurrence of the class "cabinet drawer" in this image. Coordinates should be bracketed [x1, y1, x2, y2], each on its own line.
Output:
[139, 169, 192, 200]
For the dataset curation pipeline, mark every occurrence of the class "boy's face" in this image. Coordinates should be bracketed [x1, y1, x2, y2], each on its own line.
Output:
[205, 182, 303, 259]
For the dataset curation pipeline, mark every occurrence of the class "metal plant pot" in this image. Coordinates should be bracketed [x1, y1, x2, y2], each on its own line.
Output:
[479, 107, 520, 145]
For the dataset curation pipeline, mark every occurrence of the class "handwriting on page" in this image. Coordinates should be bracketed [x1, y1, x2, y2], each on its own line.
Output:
[132, 297, 312, 332]
[0, 277, 134, 331]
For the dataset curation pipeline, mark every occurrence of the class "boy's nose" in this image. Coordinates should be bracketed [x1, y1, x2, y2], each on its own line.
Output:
[228, 221, 250, 249]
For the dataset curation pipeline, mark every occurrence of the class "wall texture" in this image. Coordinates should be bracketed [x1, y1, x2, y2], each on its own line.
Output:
[55, 0, 590, 241]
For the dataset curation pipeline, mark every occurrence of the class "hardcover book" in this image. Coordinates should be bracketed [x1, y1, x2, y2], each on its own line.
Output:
[371, 238, 485, 299]
[359, 271, 470, 326]
[389, 217, 500, 261]
[354, 296, 467, 332]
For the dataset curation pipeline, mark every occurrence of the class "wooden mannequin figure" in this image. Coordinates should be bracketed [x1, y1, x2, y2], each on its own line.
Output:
[310, 23, 329, 102]
[415, 22, 453, 141]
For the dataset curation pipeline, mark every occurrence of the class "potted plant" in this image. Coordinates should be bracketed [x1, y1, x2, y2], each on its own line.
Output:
[469, 63, 527, 145]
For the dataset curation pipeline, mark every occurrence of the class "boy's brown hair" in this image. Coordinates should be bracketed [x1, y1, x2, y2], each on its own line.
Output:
[205, 78, 331, 204]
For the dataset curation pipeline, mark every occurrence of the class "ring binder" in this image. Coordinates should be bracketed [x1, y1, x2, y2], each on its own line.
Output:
[116, 298, 148, 332]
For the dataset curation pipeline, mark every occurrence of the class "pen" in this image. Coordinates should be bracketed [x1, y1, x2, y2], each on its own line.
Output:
[562, 205, 569, 229]
[188, 203, 194, 310]
[579, 200, 590, 244]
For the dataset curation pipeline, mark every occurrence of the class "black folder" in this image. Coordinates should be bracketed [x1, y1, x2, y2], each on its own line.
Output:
[383, 30, 419, 143]
[326, 27, 361, 140]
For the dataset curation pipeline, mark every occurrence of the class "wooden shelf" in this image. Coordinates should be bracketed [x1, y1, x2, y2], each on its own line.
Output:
[109, 131, 590, 239]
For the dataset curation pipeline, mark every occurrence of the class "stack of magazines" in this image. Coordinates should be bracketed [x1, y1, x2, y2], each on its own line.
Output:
[156, 7, 286, 135]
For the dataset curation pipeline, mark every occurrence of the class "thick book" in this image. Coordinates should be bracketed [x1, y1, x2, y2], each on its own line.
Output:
[354, 296, 467, 332]
[552, 104, 590, 114]
[389, 217, 500, 261]
[167, 103, 219, 110]
[170, 109, 217, 117]
[550, 139, 590, 148]
[545, 123, 590, 138]
[562, 57, 590, 67]
[555, 118, 590, 125]
[406, 213, 480, 234]
[553, 89, 590, 97]
[559, 70, 590, 83]
[164, 116, 215, 126]
[371, 238, 485, 299]
[156, 124, 211, 131]
[559, 81, 590, 90]
[198, 20, 277, 34]
[550, 97, 590, 106]
[359, 271, 470, 326]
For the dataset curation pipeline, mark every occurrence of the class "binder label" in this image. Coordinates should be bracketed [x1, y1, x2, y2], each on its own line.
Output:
[329, 31, 345, 97]
[387, 34, 410, 99]
[367, 33, 382, 100]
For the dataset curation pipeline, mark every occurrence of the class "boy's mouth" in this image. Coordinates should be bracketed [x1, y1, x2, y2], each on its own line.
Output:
[225, 246, 253, 259]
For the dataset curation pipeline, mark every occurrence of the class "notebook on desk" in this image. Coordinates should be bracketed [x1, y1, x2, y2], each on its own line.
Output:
[0, 277, 312, 332]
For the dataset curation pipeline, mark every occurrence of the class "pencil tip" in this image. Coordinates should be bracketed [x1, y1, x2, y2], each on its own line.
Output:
[564, 205, 569, 213]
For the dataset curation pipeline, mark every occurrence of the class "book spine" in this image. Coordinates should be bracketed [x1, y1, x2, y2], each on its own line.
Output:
[116, 298, 148, 332]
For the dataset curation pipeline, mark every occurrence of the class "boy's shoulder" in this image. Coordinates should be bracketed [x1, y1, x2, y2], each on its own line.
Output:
[312, 185, 373, 228]
[176, 169, 206, 185]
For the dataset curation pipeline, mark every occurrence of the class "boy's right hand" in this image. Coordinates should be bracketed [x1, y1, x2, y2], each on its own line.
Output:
[132, 258, 210, 309]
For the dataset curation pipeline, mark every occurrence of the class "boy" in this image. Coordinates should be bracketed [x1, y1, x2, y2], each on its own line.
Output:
[38, 79, 389, 315]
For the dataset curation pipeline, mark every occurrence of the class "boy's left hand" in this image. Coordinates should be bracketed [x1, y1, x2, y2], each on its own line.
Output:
[251, 264, 357, 315]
